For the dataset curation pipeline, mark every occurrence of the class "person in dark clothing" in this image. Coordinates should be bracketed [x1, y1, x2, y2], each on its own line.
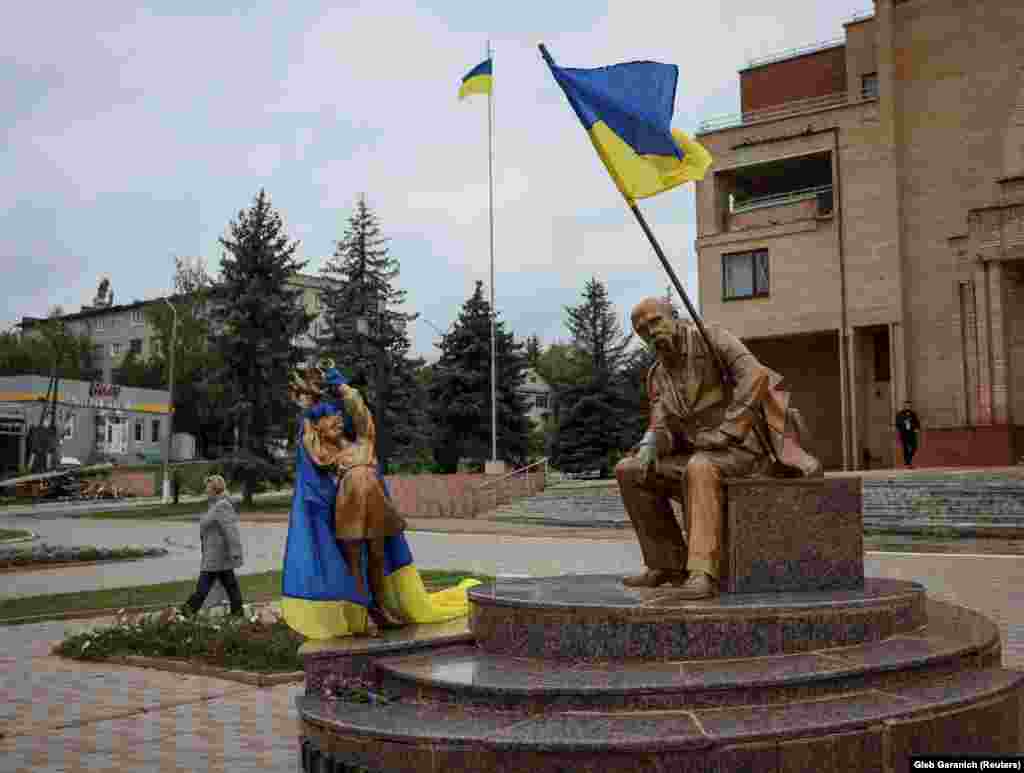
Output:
[182, 474, 245, 616]
[895, 401, 922, 468]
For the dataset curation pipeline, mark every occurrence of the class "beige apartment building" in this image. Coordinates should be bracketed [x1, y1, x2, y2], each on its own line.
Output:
[20, 272, 337, 382]
[693, 0, 1024, 470]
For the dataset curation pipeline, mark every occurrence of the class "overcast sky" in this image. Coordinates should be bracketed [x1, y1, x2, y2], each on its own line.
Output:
[3, 1, 867, 360]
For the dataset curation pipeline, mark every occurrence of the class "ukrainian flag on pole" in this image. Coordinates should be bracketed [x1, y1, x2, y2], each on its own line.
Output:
[538, 44, 711, 203]
[458, 58, 493, 100]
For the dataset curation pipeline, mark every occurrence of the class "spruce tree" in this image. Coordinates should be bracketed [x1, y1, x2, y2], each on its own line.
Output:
[428, 281, 529, 472]
[552, 277, 635, 476]
[211, 189, 312, 503]
[316, 195, 421, 470]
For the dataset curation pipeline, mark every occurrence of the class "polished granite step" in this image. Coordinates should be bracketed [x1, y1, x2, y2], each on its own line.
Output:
[469, 574, 926, 660]
[376, 599, 999, 711]
[298, 665, 1024, 773]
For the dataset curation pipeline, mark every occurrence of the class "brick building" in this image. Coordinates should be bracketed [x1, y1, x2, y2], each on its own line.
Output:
[693, 0, 1024, 470]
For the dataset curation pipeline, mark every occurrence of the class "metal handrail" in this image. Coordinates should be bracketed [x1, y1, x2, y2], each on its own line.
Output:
[731, 185, 833, 214]
[699, 91, 849, 133]
[743, 37, 844, 70]
[477, 457, 549, 491]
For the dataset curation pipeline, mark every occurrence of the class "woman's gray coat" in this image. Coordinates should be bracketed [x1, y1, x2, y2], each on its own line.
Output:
[199, 494, 244, 572]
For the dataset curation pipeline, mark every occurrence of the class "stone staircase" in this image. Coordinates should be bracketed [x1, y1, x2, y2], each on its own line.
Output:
[862, 473, 1024, 535]
[488, 481, 629, 527]
[490, 473, 1024, 536]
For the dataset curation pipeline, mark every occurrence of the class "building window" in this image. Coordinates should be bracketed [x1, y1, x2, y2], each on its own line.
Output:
[722, 249, 770, 300]
[130, 309, 144, 325]
[134, 420, 143, 442]
[151, 420, 160, 443]
[535, 394, 549, 409]
[129, 339, 142, 355]
[862, 73, 879, 99]
[94, 318, 104, 331]
[93, 344, 104, 360]
[111, 342, 121, 356]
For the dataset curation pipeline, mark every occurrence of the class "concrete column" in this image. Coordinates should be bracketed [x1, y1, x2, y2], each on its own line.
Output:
[847, 328, 860, 470]
[988, 260, 1011, 424]
[838, 329, 851, 471]
[975, 263, 994, 424]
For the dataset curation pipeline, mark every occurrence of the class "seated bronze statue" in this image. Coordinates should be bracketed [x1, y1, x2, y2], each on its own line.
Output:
[615, 297, 821, 599]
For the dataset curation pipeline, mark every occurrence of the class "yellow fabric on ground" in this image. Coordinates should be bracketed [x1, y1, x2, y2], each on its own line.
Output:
[280, 596, 370, 639]
[282, 565, 481, 640]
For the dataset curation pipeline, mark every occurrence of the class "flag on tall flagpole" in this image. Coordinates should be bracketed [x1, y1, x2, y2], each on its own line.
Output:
[538, 45, 711, 202]
[459, 47, 499, 466]
[458, 58, 493, 100]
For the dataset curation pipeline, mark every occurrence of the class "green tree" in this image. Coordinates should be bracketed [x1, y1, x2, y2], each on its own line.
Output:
[525, 334, 542, 369]
[427, 281, 530, 472]
[1, 308, 100, 381]
[317, 195, 421, 470]
[211, 190, 312, 503]
[139, 257, 229, 460]
[552, 277, 635, 476]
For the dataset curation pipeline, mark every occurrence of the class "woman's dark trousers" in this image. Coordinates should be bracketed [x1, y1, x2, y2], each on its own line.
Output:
[185, 570, 244, 616]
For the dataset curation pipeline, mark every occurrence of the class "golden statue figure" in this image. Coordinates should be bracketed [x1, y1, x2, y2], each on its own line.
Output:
[615, 297, 822, 599]
[300, 364, 407, 628]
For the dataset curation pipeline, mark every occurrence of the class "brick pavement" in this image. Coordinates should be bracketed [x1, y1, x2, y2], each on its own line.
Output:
[2, 544, 1023, 772]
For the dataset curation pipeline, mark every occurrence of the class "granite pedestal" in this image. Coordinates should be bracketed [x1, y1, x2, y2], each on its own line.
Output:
[296, 478, 1024, 771]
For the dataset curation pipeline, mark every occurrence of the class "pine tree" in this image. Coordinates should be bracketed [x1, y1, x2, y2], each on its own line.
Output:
[211, 190, 312, 503]
[564, 277, 633, 383]
[552, 277, 636, 476]
[316, 195, 421, 470]
[427, 281, 530, 472]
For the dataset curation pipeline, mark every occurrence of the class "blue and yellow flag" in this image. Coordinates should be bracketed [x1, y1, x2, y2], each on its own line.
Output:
[539, 45, 711, 202]
[458, 58, 493, 100]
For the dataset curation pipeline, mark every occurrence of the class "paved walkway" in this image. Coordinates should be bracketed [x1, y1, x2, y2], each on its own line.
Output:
[3, 541, 1024, 772]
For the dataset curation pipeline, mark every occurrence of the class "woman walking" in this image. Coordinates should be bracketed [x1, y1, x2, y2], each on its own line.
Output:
[182, 474, 245, 617]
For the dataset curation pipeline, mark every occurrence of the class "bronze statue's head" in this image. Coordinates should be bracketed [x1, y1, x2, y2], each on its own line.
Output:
[631, 297, 679, 357]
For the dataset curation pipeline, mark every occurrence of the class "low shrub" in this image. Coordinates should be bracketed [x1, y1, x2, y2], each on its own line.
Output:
[55, 607, 305, 673]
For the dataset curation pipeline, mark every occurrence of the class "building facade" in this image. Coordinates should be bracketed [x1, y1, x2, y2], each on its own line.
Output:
[516, 368, 555, 427]
[694, 0, 1024, 470]
[19, 272, 337, 383]
[0, 376, 171, 474]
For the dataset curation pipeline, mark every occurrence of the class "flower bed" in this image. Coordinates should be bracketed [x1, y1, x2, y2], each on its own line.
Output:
[55, 606, 306, 673]
[0, 543, 168, 568]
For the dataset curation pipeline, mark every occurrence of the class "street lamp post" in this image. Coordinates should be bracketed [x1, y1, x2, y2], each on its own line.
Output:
[162, 298, 178, 504]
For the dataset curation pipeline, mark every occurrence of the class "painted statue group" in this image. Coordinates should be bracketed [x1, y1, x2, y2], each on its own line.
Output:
[280, 296, 822, 640]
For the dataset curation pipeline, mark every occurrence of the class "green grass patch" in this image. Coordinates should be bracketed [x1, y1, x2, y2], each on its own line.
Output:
[0, 568, 492, 624]
[0, 528, 32, 541]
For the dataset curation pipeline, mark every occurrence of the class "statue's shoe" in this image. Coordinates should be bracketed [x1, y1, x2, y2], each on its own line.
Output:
[622, 569, 680, 588]
[672, 571, 718, 599]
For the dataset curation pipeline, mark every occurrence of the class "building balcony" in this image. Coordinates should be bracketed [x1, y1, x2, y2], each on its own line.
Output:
[726, 185, 833, 232]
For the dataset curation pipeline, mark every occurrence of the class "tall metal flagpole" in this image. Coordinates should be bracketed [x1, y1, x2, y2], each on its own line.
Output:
[487, 40, 498, 466]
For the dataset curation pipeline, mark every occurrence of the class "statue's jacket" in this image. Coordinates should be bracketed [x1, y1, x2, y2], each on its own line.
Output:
[646, 321, 820, 476]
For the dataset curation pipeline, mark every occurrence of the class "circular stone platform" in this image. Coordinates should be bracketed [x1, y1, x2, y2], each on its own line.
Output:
[298, 575, 1024, 772]
[468, 574, 926, 660]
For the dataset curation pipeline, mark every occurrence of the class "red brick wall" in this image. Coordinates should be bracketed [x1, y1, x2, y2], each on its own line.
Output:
[893, 426, 1019, 468]
[740, 47, 847, 113]
[110, 470, 157, 496]
[383, 471, 546, 518]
